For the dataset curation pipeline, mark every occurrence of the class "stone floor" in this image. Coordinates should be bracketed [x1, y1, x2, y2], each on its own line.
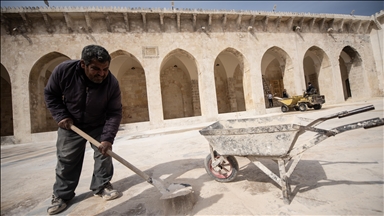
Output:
[1, 97, 383, 215]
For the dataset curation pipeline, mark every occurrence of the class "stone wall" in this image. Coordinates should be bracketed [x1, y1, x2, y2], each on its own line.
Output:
[1, 7, 383, 144]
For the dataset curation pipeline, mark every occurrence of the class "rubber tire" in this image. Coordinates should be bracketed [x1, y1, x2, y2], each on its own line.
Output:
[313, 104, 322, 110]
[294, 106, 300, 111]
[299, 103, 307, 112]
[281, 105, 289, 113]
[204, 153, 239, 183]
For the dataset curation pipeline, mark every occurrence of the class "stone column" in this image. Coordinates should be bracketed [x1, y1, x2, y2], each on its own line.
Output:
[11, 68, 32, 143]
[142, 59, 165, 128]
[247, 58, 266, 115]
[198, 57, 218, 121]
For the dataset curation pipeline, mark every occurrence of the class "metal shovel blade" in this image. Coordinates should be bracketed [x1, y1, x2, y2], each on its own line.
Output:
[70, 125, 193, 200]
[151, 178, 193, 199]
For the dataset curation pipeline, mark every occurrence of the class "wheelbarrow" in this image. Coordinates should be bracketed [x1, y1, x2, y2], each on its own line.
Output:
[199, 105, 384, 204]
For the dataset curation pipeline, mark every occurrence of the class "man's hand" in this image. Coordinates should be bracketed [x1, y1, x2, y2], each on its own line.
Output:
[98, 141, 112, 156]
[58, 118, 73, 130]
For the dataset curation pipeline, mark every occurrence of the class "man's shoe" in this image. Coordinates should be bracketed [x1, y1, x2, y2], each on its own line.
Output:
[47, 195, 68, 215]
[94, 182, 120, 201]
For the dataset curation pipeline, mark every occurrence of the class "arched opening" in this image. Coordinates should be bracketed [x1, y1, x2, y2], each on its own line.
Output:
[29, 52, 70, 133]
[160, 49, 201, 120]
[110, 50, 149, 124]
[214, 48, 246, 114]
[1, 64, 14, 136]
[261, 46, 293, 108]
[339, 46, 363, 100]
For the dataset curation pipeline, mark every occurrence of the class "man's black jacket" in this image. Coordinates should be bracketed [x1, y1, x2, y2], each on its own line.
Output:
[44, 60, 122, 144]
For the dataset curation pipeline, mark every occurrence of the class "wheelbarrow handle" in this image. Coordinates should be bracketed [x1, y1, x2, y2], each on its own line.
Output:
[70, 125, 153, 183]
[338, 105, 375, 118]
[364, 118, 384, 129]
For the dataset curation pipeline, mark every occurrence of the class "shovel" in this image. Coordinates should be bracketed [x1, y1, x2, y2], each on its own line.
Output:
[70, 125, 193, 199]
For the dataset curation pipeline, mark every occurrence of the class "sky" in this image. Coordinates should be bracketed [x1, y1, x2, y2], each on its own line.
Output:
[0, 1, 383, 16]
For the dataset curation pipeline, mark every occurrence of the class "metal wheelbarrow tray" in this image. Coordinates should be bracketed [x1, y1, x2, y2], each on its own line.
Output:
[199, 105, 384, 204]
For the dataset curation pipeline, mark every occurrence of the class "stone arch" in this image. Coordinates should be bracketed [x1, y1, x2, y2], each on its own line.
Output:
[29, 52, 70, 133]
[303, 46, 332, 98]
[110, 50, 149, 124]
[261, 46, 294, 108]
[214, 47, 246, 113]
[160, 49, 201, 120]
[1, 64, 14, 136]
[339, 46, 365, 100]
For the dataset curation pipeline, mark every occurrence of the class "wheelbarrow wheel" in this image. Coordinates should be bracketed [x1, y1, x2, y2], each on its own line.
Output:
[205, 153, 238, 182]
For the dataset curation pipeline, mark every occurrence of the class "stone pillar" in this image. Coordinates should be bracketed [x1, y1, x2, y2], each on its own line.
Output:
[198, 57, 218, 121]
[143, 60, 164, 128]
[247, 59, 266, 115]
[12, 69, 32, 143]
[330, 57, 346, 104]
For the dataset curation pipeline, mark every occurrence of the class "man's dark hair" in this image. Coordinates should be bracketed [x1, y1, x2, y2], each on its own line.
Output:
[81, 45, 111, 66]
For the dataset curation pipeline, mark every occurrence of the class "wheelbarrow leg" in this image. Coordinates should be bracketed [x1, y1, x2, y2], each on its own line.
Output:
[278, 159, 291, 204]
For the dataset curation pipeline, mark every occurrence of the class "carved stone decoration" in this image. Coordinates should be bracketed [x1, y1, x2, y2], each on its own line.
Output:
[141, 13, 147, 32]
[142, 46, 159, 58]
[222, 14, 227, 31]
[104, 12, 112, 32]
[263, 16, 268, 31]
[84, 12, 93, 33]
[63, 12, 73, 33]
[159, 13, 164, 32]
[123, 12, 130, 32]
[177, 13, 181, 32]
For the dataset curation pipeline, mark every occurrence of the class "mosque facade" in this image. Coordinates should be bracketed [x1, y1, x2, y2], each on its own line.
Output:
[1, 6, 383, 144]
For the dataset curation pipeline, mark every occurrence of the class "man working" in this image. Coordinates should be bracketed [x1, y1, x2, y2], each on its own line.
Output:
[305, 82, 316, 96]
[44, 45, 122, 215]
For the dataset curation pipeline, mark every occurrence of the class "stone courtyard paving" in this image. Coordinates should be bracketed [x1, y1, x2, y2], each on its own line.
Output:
[1, 97, 383, 215]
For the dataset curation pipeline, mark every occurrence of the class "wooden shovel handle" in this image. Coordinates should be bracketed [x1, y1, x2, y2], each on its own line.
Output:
[70, 125, 152, 183]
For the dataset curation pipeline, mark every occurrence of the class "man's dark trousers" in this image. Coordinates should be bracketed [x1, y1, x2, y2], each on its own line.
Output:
[53, 126, 113, 201]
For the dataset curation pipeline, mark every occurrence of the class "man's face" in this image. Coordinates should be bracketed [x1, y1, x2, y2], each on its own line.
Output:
[81, 59, 110, 83]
